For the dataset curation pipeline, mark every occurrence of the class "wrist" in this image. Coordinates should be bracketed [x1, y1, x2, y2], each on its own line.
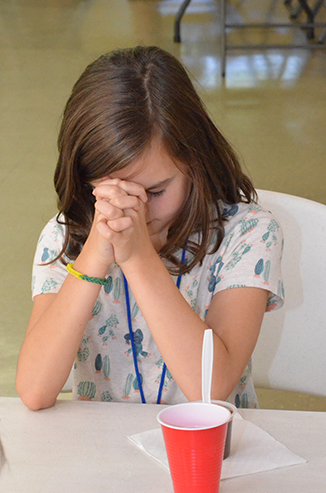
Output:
[73, 248, 112, 279]
[66, 263, 111, 286]
[120, 248, 163, 282]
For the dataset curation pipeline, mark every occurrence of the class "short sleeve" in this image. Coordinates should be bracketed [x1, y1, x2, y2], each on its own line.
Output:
[31, 216, 69, 299]
[211, 203, 284, 311]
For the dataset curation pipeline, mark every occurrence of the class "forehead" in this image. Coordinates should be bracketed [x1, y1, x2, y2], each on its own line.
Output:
[110, 140, 181, 187]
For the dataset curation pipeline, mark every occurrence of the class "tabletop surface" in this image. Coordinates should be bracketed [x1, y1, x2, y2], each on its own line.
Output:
[0, 397, 325, 492]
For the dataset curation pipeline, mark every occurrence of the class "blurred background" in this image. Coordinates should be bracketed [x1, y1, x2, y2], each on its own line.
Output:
[1, 0, 326, 410]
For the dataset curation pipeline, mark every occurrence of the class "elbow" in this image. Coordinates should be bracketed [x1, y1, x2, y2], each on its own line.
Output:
[16, 380, 56, 411]
[19, 392, 56, 411]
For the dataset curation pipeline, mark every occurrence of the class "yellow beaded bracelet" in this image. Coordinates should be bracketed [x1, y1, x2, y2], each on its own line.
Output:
[66, 263, 110, 286]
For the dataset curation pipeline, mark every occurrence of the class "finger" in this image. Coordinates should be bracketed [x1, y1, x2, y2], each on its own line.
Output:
[93, 177, 147, 203]
[95, 199, 125, 220]
[109, 195, 142, 211]
[92, 177, 121, 189]
[93, 183, 128, 200]
[96, 215, 134, 241]
[107, 216, 134, 232]
[116, 180, 147, 203]
[96, 219, 113, 239]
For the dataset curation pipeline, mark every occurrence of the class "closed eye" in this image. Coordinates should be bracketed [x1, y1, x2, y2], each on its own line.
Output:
[147, 189, 165, 198]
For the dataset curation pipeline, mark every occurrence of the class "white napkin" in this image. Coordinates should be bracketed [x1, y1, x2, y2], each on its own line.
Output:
[128, 414, 306, 480]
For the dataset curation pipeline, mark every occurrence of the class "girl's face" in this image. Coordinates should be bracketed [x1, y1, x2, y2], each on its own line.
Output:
[109, 139, 191, 250]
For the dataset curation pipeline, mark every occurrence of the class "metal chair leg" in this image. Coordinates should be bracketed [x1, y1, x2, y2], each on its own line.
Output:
[174, 0, 193, 43]
[220, 0, 227, 77]
[299, 0, 315, 39]
[284, 0, 303, 19]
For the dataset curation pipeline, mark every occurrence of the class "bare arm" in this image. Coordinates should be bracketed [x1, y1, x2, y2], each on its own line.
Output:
[16, 210, 116, 410]
[95, 181, 269, 402]
[16, 232, 113, 410]
[16, 179, 148, 410]
[16, 279, 102, 410]
[121, 252, 267, 402]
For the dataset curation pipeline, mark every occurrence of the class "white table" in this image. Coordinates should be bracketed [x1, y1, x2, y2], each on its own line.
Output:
[0, 397, 325, 492]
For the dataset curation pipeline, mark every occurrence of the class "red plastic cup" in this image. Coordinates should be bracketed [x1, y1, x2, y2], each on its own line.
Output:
[157, 402, 230, 493]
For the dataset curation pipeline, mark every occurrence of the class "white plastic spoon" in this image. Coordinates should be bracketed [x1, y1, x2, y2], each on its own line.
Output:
[201, 329, 214, 404]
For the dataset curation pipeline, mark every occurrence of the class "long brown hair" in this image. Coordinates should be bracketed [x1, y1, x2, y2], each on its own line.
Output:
[54, 46, 256, 275]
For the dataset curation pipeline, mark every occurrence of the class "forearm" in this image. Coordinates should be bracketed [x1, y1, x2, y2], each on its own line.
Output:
[16, 254, 109, 410]
[122, 254, 232, 402]
[92, 179, 267, 402]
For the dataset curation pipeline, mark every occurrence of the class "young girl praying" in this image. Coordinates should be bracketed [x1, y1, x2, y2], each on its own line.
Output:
[16, 46, 284, 411]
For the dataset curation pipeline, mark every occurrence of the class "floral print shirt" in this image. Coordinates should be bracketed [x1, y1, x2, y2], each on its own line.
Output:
[32, 201, 284, 408]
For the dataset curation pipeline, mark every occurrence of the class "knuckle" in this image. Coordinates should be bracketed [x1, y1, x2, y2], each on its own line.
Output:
[111, 196, 124, 207]
[108, 186, 120, 198]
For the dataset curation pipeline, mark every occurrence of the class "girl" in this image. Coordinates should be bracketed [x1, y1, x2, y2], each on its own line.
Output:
[16, 46, 284, 410]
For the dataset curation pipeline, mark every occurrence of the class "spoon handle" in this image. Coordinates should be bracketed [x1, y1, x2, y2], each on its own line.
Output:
[202, 329, 213, 404]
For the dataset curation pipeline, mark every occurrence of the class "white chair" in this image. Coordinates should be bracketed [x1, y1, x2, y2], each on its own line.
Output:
[253, 189, 326, 398]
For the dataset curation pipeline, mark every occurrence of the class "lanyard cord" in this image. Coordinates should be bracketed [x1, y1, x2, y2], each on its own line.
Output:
[123, 273, 146, 403]
[123, 248, 187, 404]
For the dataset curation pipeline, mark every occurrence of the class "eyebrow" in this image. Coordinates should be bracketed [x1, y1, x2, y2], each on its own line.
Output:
[145, 177, 173, 192]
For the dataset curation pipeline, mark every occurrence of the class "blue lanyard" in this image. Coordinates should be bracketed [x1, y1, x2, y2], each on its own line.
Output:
[122, 248, 186, 404]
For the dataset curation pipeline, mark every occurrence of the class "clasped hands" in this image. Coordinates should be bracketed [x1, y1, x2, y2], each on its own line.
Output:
[91, 177, 152, 267]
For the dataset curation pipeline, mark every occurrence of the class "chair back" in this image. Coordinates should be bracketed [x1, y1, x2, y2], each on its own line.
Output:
[253, 190, 326, 397]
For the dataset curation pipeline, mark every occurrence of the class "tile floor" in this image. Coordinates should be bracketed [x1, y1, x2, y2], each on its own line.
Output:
[1, 0, 326, 410]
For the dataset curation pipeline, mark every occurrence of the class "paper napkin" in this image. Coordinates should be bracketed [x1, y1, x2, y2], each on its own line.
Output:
[128, 414, 306, 480]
